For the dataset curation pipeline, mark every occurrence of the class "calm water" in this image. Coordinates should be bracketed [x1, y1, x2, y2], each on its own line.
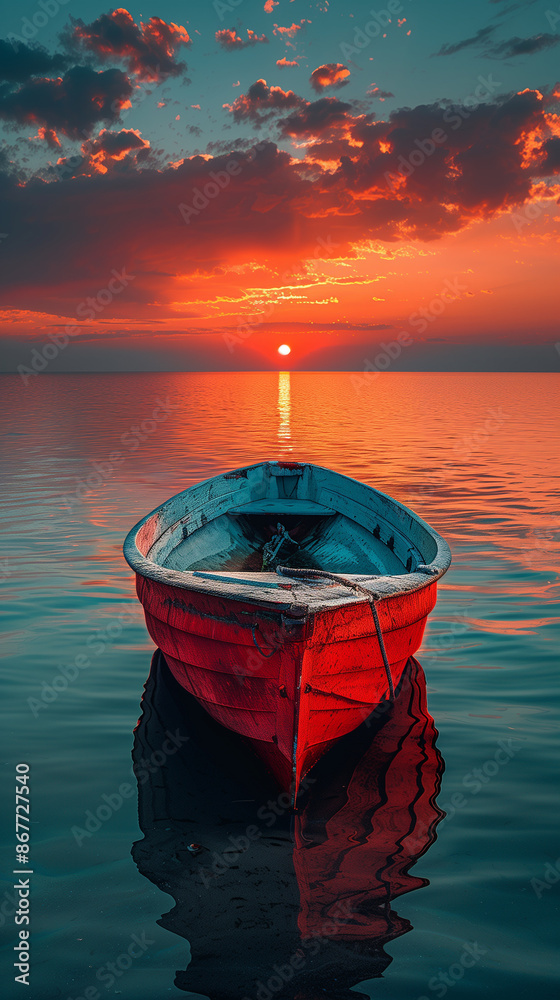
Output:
[0, 372, 558, 1000]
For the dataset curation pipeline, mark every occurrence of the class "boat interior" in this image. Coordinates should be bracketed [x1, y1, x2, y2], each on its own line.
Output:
[138, 462, 438, 581]
[163, 508, 405, 576]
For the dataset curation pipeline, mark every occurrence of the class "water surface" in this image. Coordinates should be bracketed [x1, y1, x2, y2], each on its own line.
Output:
[0, 372, 558, 1000]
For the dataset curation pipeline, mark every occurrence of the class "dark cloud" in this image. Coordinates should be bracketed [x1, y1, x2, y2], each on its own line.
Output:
[485, 33, 560, 58]
[43, 128, 152, 180]
[433, 26, 496, 57]
[86, 128, 148, 158]
[0, 40, 67, 82]
[536, 136, 560, 175]
[279, 97, 354, 137]
[434, 24, 560, 60]
[489, 0, 540, 16]
[64, 8, 190, 82]
[0, 66, 133, 139]
[0, 90, 557, 315]
[36, 127, 61, 150]
[309, 63, 350, 93]
[215, 28, 269, 50]
[368, 87, 394, 100]
[226, 79, 304, 124]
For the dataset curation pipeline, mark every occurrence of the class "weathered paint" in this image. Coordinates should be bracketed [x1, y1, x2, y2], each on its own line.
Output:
[124, 461, 451, 800]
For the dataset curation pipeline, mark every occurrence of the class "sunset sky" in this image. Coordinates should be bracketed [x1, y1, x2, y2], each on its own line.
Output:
[1, 0, 559, 372]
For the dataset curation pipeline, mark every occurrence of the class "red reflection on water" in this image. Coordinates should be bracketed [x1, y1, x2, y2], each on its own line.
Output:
[294, 657, 444, 945]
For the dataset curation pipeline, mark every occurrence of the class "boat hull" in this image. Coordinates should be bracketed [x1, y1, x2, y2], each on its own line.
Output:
[135, 572, 438, 797]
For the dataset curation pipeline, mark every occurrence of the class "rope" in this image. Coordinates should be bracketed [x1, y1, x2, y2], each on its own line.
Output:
[251, 624, 277, 658]
[276, 566, 395, 700]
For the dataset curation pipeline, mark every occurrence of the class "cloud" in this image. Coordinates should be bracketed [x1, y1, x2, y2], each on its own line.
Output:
[49, 127, 151, 179]
[0, 89, 558, 317]
[225, 79, 304, 124]
[34, 126, 62, 150]
[489, 0, 540, 16]
[82, 128, 150, 171]
[215, 28, 269, 50]
[434, 26, 496, 56]
[434, 24, 560, 61]
[279, 96, 353, 137]
[535, 136, 560, 175]
[264, 0, 279, 11]
[0, 65, 133, 139]
[65, 8, 190, 82]
[273, 21, 310, 46]
[368, 86, 394, 101]
[0, 40, 68, 82]
[277, 57, 299, 68]
[309, 63, 350, 93]
[485, 33, 560, 58]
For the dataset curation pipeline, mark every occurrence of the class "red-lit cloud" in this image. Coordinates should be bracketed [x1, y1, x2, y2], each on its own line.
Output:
[368, 85, 395, 101]
[0, 89, 558, 326]
[66, 8, 190, 81]
[34, 126, 61, 150]
[225, 79, 304, 124]
[82, 128, 150, 173]
[50, 127, 151, 178]
[279, 96, 353, 137]
[277, 57, 299, 68]
[310, 63, 350, 93]
[273, 21, 310, 46]
[215, 28, 269, 50]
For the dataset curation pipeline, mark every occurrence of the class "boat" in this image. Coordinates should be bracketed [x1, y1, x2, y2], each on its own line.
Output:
[123, 460, 451, 799]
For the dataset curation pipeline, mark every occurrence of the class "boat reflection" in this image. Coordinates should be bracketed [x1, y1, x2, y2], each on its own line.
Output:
[131, 653, 445, 999]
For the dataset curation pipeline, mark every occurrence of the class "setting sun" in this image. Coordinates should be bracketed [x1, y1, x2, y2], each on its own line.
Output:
[278, 344, 291, 356]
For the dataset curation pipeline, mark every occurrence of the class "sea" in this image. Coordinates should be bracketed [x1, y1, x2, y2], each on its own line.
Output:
[0, 371, 558, 1000]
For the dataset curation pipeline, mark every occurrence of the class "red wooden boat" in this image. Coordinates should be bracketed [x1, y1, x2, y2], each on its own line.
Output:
[124, 461, 451, 799]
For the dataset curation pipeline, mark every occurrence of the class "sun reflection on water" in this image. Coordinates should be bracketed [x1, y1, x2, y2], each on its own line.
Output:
[277, 370, 292, 452]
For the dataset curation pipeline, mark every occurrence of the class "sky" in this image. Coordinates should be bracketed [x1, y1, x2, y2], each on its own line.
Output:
[0, 0, 559, 372]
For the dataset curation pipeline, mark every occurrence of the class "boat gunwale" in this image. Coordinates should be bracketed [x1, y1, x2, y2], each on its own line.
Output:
[123, 460, 451, 610]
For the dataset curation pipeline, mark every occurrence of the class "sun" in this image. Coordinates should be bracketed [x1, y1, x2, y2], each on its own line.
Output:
[278, 344, 291, 356]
